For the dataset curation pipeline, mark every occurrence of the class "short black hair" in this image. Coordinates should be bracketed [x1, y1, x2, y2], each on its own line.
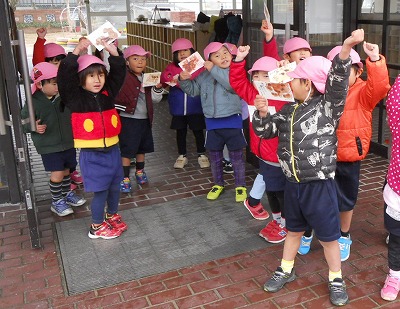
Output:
[45, 54, 66, 63]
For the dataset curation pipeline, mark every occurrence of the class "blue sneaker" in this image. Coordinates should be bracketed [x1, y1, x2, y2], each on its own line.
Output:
[338, 235, 352, 261]
[120, 177, 131, 193]
[135, 170, 148, 185]
[298, 233, 313, 255]
[51, 198, 74, 217]
[65, 191, 86, 207]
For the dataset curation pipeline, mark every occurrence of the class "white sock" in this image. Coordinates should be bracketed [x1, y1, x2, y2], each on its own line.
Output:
[280, 217, 286, 227]
[272, 212, 281, 224]
[389, 269, 400, 279]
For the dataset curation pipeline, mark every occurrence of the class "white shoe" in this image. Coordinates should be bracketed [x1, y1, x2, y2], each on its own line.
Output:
[198, 154, 210, 168]
[174, 155, 188, 168]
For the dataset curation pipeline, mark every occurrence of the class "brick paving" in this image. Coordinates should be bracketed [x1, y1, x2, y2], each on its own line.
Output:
[0, 101, 399, 308]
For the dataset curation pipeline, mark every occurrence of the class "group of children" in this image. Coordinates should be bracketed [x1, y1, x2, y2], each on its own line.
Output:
[23, 19, 400, 305]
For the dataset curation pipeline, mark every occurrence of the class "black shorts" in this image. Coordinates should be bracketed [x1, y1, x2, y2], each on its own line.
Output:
[259, 160, 286, 192]
[335, 161, 361, 212]
[41, 148, 77, 172]
[119, 117, 154, 158]
[170, 114, 206, 131]
[205, 128, 247, 151]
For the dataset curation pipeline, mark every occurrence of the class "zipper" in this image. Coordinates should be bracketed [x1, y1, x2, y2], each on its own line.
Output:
[213, 80, 217, 117]
[183, 93, 187, 115]
[290, 104, 300, 182]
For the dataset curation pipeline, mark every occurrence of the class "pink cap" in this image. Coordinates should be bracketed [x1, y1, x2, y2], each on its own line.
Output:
[224, 43, 238, 56]
[283, 37, 312, 54]
[44, 43, 66, 58]
[30, 62, 58, 93]
[327, 45, 363, 68]
[77, 54, 106, 72]
[123, 45, 151, 59]
[203, 42, 233, 60]
[172, 38, 194, 53]
[287, 56, 332, 94]
[248, 56, 279, 74]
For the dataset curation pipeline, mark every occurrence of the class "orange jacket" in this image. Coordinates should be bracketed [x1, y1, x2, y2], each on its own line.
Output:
[336, 55, 390, 162]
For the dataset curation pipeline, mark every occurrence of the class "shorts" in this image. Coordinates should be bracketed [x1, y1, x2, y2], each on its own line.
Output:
[170, 114, 206, 131]
[259, 160, 286, 192]
[41, 148, 77, 172]
[335, 161, 361, 212]
[79, 145, 123, 192]
[205, 128, 247, 151]
[119, 117, 154, 158]
[284, 179, 341, 242]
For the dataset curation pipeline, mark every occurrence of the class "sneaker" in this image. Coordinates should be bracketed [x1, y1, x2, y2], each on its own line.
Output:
[243, 199, 269, 220]
[174, 155, 188, 169]
[298, 233, 313, 255]
[381, 274, 400, 301]
[70, 183, 78, 191]
[222, 159, 234, 174]
[70, 170, 83, 184]
[328, 278, 349, 306]
[198, 155, 210, 168]
[259, 222, 287, 243]
[338, 235, 352, 261]
[235, 187, 247, 202]
[65, 191, 86, 207]
[207, 185, 224, 200]
[106, 213, 128, 232]
[264, 266, 296, 292]
[88, 221, 122, 239]
[51, 198, 74, 217]
[135, 170, 148, 185]
[120, 177, 131, 193]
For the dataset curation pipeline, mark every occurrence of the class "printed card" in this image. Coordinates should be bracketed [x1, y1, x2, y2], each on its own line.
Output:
[87, 20, 121, 51]
[253, 80, 294, 102]
[165, 74, 179, 87]
[264, 1, 271, 23]
[248, 105, 276, 122]
[143, 72, 161, 87]
[178, 52, 205, 74]
[268, 62, 297, 84]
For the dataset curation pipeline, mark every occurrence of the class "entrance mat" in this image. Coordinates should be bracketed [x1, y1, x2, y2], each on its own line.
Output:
[55, 194, 272, 295]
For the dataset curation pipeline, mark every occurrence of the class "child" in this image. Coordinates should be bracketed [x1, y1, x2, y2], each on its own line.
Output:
[253, 29, 364, 306]
[230, 47, 288, 243]
[57, 38, 127, 239]
[381, 75, 400, 301]
[160, 38, 209, 169]
[179, 42, 247, 202]
[114, 45, 164, 192]
[21, 62, 86, 216]
[33, 28, 67, 67]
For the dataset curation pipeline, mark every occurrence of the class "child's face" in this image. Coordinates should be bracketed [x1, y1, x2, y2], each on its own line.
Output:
[177, 49, 191, 62]
[349, 66, 363, 87]
[284, 48, 311, 64]
[289, 78, 310, 102]
[209, 46, 232, 69]
[126, 55, 147, 75]
[83, 72, 106, 93]
[38, 78, 58, 98]
[252, 70, 269, 82]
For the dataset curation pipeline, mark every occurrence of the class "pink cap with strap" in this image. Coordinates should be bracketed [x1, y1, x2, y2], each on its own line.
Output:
[283, 37, 312, 54]
[248, 56, 279, 74]
[171, 38, 194, 53]
[77, 54, 106, 72]
[30, 62, 58, 93]
[123, 45, 151, 59]
[203, 42, 234, 60]
[44, 43, 66, 58]
[327, 45, 363, 68]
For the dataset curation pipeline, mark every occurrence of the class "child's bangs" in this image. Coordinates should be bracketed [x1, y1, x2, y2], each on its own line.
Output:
[79, 63, 107, 86]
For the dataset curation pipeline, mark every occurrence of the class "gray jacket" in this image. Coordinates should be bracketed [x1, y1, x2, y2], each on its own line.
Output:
[252, 55, 352, 183]
[179, 66, 242, 118]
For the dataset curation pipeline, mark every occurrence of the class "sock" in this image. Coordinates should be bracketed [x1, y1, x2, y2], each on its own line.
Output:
[136, 161, 145, 170]
[91, 223, 102, 230]
[49, 180, 63, 202]
[280, 217, 286, 227]
[303, 230, 313, 238]
[389, 269, 400, 279]
[61, 175, 71, 196]
[329, 269, 342, 282]
[123, 166, 130, 178]
[106, 213, 114, 219]
[272, 212, 281, 224]
[341, 230, 350, 238]
[280, 259, 294, 273]
[247, 195, 260, 207]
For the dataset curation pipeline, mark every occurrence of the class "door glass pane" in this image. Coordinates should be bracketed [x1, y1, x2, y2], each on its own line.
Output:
[387, 26, 400, 69]
[389, 0, 400, 20]
[359, 23, 383, 57]
[0, 151, 7, 188]
[359, 0, 384, 20]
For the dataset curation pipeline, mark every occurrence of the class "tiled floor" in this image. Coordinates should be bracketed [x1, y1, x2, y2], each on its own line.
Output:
[0, 101, 398, 308]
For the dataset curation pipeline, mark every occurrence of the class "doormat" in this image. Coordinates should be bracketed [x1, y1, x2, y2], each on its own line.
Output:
[55, 194, 272, 295]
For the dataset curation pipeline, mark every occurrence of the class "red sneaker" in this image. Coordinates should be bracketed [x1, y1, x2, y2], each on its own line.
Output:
[259, 221, 287, 243]
[71, 170, 83, 184]
[106, 213, 128, 232]
[88, 221, 122, 239]
[243, 199, 269, 220]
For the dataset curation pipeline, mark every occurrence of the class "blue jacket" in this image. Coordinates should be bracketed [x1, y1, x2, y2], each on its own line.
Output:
[168, 86, 203, 116]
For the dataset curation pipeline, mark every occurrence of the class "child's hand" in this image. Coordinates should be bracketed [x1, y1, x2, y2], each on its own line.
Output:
[155, 83, 163, 89]
[73, 37, 91, 56]
[363, 41, 380, 61]
[35, 119, 47, 134]
[260, 20, 274, 42]
[204, 61, 214, 72]
[343, 29, 364, 49]
[179, 70, 191, 80]
[235, 45, 250, 62]
[36, 28, 47, 39]
[254, 94, 269, 117]
[101, 39, 119, 57]
[277, 59, 290, 67]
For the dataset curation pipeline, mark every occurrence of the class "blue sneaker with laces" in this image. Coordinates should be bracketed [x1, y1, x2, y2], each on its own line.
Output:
[298, 233, 313, 255]
[338, 235, 352, 261]
[65, 191, 86, 207]
[120, 177, 131, 193]
[135, 170, 148, 185]
[51, 198, 74, 217]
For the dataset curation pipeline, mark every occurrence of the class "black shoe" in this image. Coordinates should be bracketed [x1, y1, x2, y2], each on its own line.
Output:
[263, 266, 296, 292]
[329, 278, 349, 306]
[222, 159, 233, 174]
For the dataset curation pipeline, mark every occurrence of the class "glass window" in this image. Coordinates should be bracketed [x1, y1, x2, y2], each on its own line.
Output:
[389, 0, 400, 20]
[359, 0, 384, 20]
[358, 23, 383, 58]
[387, 26, 400, 68]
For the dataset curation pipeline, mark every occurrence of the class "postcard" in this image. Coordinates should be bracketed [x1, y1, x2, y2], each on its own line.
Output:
[87, 20, 121, 51]
[143, 72, 161, 87]
[178, 52, 205, 74]
[268, 62, 297, 84]
[253, 80, 294, 102]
